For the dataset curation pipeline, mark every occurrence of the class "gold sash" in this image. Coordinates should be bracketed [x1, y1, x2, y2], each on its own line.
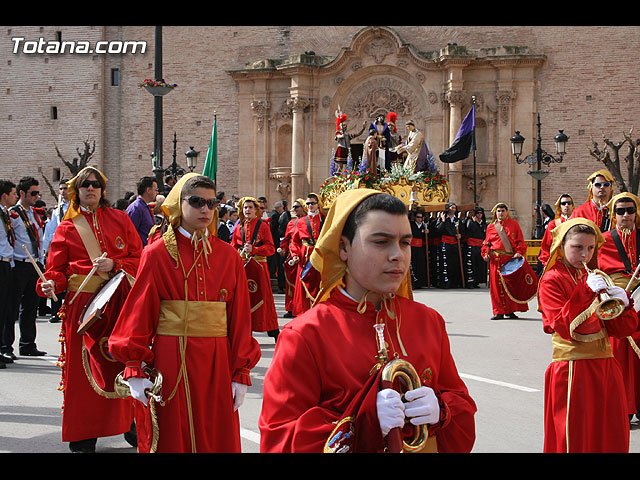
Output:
[157, 300, 227, 337]
[551, 332, 613, 362]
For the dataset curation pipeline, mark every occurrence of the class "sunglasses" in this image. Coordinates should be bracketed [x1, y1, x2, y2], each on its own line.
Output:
[559, 201, 573, 206]
[615, 206, 637, 215]
[80, 180, 101, 189]
[306, 201, 318, 206]
[185, 195, 218, 210]
[29, 191, 40, 197]
[293, 204, 302, 208]
[593, 182, 611, 188]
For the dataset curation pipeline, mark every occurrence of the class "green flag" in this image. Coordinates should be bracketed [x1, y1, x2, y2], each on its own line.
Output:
[202, 115, 217, 181]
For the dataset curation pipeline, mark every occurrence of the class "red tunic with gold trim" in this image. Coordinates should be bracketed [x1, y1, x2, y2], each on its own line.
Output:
[36, 207, 142, 443]
[259, 289, 477, 453]
[289, 213, 324, 316]
[481, 218, 528, 315]
[538, 261, 637, 452]
[108, 229, 261, 453]
[280, 217, 302, 313]
[571, 200, 610, 231]
[598, 227, 640, 416]
[231, 217, 279, 332]
[538, 217, 568, 267]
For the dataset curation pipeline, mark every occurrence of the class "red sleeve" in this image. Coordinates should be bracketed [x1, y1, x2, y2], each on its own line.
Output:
[481, 224, 496, 257]
[538, 266, 637, 339]
[538, 220, 555, 266]
[508, 219, 527, 256]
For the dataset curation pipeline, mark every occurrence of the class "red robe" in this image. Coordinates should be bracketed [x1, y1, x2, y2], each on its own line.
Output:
[36, 207, 142, 442]
[108, 229, 261, 453]
[289, 212, 323, 316]
[259, 289, 477, 453]
[280, 217, 303, 313]
[538, 217, 568, 267]
[481, 218, 528, 315]
[231, 217, 279, 332]
[571, 200, 610, 231]
[598, 227, 640, 416]
[538, 261, 637, 452]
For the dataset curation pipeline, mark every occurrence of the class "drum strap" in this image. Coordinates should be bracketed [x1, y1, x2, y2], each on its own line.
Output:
[495, 222, 513, 254]
[241, 218, 262, 246]
[610, 228, 640, 274]
[72, 213, 109, 280]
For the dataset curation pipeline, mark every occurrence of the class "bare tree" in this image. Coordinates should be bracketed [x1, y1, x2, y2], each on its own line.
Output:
[38, 137, 96, 199]
[588, 128, 640, 194]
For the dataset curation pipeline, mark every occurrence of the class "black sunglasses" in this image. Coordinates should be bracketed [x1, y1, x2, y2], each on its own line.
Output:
[80, 180, 101, 189]
[185, 195, 218, 210]
[615, 206, 637, 215]
[560, 201, 573, 206]
[29, 190, 40, 197]
[306, 201, 318, 206]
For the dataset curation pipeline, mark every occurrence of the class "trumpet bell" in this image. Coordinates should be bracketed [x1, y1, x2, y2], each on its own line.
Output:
[381, 358, 429, 453]
[114, 366, 163, 402]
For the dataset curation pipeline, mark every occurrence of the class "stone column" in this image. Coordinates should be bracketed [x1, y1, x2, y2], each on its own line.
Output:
[446, 90, 465, 204]
[287, 96, 309, 202]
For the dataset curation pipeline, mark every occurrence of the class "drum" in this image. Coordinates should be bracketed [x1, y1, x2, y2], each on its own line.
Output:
[77, 270, 133, 393]
[499, 256, 539, 303]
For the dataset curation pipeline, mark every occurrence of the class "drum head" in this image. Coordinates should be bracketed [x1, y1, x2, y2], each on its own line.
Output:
[77, 271, 127, 335]
[500, 256, 524, 275]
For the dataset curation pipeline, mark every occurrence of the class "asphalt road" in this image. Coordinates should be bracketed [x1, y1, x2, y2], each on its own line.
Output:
[2, 286, 640, 453]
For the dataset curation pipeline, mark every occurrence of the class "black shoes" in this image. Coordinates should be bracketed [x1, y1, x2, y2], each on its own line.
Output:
[124, 422, 137, 448]
[69, 438, 97, 453]
[19, 348, 47, 356]
[491, 313, 519, 320]
[0, 353, 13, 364]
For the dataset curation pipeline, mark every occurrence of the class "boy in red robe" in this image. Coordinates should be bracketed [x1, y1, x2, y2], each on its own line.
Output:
[597, 192, 640, 422]
[259, 189, 476, 453]
[108, 174, 261, 453]
[231, 196, 280, 341]
[289, 193, 324, 316]
[538, 193, 574, 267]
[570, 169, 614, 231]
[538, 217, 637, 452]
[37, 167, 142, 453]
[481, 203, 529, 319]
[278, 199, 307, 318]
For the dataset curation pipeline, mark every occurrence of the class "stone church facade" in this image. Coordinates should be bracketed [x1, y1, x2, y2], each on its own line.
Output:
[2, 25, 640, 238]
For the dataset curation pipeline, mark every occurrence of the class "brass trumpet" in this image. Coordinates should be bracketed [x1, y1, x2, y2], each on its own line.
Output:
[374, 324, 429, 453]
[583, 262, 626, 320]
[114, 366, 164, 404]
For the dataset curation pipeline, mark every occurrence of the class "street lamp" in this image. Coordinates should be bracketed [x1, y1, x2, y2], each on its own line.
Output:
[510, 113, 568, 239]
[185, 146, 199, 172]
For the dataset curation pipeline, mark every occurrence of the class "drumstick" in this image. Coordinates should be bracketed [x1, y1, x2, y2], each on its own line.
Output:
[626, 262, 640, 291]
[68, 252, 107, 305]
[21, 244, 58, 302]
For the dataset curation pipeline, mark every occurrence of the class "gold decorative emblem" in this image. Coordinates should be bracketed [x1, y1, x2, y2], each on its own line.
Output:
[114, 236, 125, 250]
[248, 279, 258, 293]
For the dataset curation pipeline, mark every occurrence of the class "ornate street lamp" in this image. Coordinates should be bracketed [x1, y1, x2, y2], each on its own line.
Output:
[511, 113, 568, 239]
[185, 146, 199, 172]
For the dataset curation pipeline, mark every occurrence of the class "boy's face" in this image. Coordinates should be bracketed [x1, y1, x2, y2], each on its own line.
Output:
[181, 187, 217, 234]
[339, 210, 412, 299]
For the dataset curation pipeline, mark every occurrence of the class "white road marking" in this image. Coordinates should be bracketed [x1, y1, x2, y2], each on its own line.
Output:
[460, 373, 540, 392]
[241, 427, 261, 444]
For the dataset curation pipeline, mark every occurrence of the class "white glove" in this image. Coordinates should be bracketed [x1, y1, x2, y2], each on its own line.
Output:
[586, 272, 608, 293]
[231, 382, 247, 411]
[606, 285, 630, 308]
[128, 377, 154, 406]
[403, 386, 440, 426]
[376, 388, 405, 436]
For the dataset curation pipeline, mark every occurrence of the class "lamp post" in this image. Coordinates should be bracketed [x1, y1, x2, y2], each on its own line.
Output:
[510, 113, 568, 239]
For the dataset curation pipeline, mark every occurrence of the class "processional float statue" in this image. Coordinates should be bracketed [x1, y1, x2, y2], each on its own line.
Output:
[323, 108, 448, 210]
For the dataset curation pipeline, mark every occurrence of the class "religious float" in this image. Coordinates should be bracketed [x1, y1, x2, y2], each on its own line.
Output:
[320, 163, 452, 211]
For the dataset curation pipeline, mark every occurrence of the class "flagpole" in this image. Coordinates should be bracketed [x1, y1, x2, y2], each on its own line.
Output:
[471, 96, 477, 206]
[213, 112, 217, 189]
